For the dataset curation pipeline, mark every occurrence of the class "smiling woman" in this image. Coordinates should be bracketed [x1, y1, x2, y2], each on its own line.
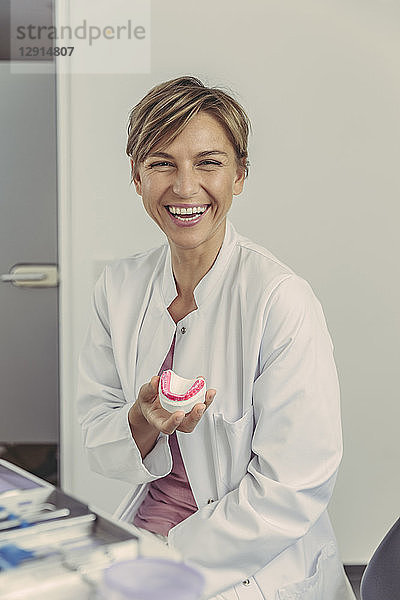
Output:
[77, 76, 356, 600]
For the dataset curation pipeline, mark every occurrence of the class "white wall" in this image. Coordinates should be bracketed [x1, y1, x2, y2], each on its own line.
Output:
[58, 0, 400, 563]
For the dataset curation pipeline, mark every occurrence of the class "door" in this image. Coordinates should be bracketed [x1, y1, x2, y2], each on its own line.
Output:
[0, 51, 58, 447]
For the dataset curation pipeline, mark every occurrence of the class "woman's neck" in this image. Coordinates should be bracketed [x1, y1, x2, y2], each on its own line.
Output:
[167, 226, 225, 324]
[170, 228, 224, 298]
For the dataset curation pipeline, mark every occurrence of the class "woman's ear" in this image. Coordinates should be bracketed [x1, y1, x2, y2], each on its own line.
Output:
[131, 159, 142, 195]
[233, 158, 246, 196]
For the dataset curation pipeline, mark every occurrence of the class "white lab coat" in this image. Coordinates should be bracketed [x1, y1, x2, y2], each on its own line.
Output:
[77, 220, 356, 600]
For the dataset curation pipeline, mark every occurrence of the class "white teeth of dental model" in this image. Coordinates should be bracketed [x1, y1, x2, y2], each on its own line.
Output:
[159, 369, 206, 414]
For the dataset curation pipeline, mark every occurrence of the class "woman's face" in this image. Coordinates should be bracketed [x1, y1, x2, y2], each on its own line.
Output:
[132, 112, 245, 253]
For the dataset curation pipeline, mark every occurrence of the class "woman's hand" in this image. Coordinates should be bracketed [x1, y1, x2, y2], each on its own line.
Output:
[128, 375, 215, 458]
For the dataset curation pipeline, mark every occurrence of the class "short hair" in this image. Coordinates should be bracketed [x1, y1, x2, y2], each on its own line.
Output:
[126, 76, 251, 181]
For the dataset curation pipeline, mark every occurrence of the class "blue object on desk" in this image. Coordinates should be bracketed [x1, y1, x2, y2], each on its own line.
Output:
[0, 544, 35, 570]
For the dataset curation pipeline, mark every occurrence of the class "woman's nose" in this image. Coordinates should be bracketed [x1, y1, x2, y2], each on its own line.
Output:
[172, 167, 199, 198]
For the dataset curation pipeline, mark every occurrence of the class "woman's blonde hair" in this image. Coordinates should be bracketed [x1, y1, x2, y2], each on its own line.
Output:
[126, 76, 251, 180]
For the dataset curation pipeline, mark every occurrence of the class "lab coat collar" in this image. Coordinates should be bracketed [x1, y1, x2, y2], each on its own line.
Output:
[160, 219, 238, 308]
[161, 245, 178, 307]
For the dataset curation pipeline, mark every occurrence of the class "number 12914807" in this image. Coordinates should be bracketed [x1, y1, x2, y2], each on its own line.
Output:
[18, 46, 74, 57]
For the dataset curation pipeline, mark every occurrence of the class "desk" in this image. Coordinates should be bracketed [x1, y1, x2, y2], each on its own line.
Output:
[0, 459, 178, 599]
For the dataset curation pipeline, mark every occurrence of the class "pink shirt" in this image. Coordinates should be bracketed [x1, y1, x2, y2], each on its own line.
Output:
[133, 335, 198, 536]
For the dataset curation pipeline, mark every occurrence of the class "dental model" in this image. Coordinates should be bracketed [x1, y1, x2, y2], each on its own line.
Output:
[159, 369, 206, 414]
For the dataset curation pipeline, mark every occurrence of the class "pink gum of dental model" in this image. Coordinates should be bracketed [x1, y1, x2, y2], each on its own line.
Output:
[159, 370, 206, 414]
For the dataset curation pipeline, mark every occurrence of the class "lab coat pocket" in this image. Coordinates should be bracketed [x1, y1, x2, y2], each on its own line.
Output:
[276, 542, 336, 600]
[213, 407, 254, 495]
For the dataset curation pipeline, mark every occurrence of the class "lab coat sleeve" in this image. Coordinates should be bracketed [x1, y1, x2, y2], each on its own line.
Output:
[77, 268, 172, 485]
[168, 275, 343, 597]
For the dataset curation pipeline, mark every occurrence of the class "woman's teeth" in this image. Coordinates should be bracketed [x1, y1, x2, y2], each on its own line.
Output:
[174, 214, 200, 221]
[167, 205, 208, 220]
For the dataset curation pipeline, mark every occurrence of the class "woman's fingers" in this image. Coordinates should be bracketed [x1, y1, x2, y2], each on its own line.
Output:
[146, 407, 184, 435]
[205, 388, 216, 409]
[177, 389, 216, 433]
[138, 377, 185, 433]
[159, 411, 185, 435]
[177, 407, 203, 433]
[139, 376, 160, 404]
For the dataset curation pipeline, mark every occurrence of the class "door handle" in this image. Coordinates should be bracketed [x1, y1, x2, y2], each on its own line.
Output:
[1, 273, 47, 282]
[0, 264, 58, 287]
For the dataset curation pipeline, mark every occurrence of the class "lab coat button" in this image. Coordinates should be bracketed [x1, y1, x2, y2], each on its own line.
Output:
[207, 498, 214, 504]
[242, 579, 251, 586]
[180, 326, 186, 334]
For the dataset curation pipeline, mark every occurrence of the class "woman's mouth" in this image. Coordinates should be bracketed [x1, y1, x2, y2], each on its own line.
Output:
[165, 204, 210, 226]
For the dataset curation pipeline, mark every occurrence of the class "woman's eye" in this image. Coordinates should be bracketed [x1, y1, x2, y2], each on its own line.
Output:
[149, 161, 173, 168]
[199, 160, 222, 167]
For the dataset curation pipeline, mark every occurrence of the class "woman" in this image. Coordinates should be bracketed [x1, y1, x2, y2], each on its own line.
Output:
[77, 76, 356, 599]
